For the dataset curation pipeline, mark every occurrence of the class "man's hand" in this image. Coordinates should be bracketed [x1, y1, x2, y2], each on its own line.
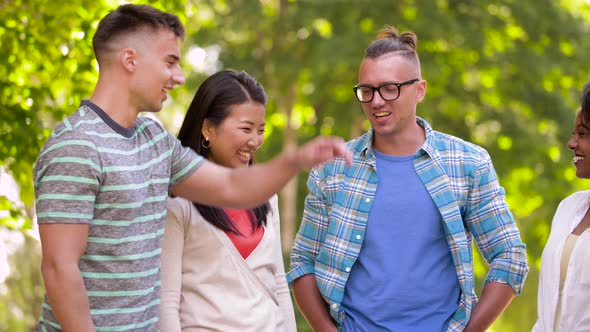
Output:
[288, 136, 353, 170]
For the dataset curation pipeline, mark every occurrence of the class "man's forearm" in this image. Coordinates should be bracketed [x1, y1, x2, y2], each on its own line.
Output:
[174, 136, 351, 209]
[292, 274, 338, 332]
[175, 151, 301, 209]
[42, 262, 95, 331]
[227, 150, 301, 206]
[463, 282, 515, 332]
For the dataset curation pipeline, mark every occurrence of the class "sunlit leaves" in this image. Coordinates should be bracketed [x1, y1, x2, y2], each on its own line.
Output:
[564, 167, 576, 181]
[0, 0, 108, 230]
[402, 6, 418, 21]
[559, 0, 590, 22]
[269, 112, 287, 129]
[359, 18, 375, 33]
[504, 167, 544, 218]
[0, 196, 31, 230]
[560, 40, 574, 56]
[505, 24, 527, 40]
[291, 104, 316, 129]
[312, 18, 332, 38]
[497, 135, 513, 150]
[546, 146, 561, 162]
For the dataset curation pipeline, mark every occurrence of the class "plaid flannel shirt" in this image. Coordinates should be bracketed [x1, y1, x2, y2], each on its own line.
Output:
[287, 118, 529, 331]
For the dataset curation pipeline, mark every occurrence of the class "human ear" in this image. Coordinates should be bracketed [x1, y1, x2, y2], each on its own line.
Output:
[416, 79, 427, 103]
[201, 119, 215, 139]
[120, 48, 137, 72]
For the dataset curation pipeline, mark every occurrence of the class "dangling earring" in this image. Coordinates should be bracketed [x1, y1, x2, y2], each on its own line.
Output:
[201, 137, 211, 149]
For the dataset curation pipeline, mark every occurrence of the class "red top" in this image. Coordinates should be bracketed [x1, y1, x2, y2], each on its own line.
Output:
[224, 209, 265, 259]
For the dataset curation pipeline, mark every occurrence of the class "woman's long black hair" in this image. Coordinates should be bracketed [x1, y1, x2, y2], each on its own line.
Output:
[177, 69, 270, 234]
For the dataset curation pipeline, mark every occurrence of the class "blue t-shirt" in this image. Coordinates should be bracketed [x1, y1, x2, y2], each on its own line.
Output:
[341, 150, 460, 332]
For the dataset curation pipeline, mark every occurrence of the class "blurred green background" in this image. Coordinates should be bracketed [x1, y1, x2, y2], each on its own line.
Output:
[3, 0, 590, 331]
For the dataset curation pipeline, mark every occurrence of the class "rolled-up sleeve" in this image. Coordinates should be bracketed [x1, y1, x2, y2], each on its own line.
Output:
[465, 153, 529, 295]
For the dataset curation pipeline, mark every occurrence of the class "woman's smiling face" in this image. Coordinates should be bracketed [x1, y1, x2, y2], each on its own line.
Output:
[567, 111, 590, 179]
[203, 102, 266, 168]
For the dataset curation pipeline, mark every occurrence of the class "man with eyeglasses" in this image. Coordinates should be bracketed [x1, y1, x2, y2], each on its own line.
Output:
[287, 26, 528, 332]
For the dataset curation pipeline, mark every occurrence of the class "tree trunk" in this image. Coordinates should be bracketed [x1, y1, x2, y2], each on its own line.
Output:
[278, 85, 297, 255]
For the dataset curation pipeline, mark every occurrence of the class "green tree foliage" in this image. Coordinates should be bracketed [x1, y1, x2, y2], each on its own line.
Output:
[0, 0, 185, 229]
[3, 0, 590, 330]
[0, 0, 110, 229]
[0, 231, 43, 332]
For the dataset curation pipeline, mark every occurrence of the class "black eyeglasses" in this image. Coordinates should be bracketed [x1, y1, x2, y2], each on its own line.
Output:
[353, 78, 420, 103]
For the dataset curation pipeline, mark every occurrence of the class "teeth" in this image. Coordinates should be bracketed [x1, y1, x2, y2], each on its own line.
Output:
[574, 156, 584, 163]
[375, 112, 390, 117]
[238, 151, 251, 158]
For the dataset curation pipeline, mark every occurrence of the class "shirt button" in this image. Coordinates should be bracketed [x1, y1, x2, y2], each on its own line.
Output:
[355, 234, 361, 240]
[332, 303, 338, 309]
[345, 267, 351, 272]
[365, 198, 371, 203]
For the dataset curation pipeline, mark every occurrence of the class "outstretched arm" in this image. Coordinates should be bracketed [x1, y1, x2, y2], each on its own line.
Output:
[173, 136, 351, 208]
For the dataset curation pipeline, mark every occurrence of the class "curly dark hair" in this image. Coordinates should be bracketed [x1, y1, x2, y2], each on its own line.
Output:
[580, 82, 590, 127]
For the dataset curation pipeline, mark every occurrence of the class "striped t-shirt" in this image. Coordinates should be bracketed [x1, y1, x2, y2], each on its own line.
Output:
[33, 100, 204, 331]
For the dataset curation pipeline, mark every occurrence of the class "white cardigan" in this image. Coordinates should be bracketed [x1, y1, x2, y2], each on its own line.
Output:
[532, 190, 590, 332]
[158, 195, 297, 332]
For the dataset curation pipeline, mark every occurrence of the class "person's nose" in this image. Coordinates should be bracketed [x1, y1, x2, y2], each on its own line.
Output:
[371, 89, 386, 107]
[567, 136, 576, 150]
[245, 133, 256, 148]
[173, 65, 185, 86]
[249, 133, 264, 151]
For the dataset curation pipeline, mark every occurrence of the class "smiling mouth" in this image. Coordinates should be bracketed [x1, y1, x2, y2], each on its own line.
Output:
[374, 111, 391, 118]
[574, 155, 585, 163]
[238, 151, 252, 159]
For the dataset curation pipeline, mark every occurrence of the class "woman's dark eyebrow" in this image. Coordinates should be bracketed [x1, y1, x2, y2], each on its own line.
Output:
[239, 120, 266, 126]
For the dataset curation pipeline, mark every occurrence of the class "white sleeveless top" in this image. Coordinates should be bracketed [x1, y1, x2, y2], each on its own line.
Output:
[532, 190, 590, 332]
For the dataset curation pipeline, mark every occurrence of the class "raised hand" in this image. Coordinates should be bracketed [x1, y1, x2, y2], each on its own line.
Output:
[289, 136, 352, 170]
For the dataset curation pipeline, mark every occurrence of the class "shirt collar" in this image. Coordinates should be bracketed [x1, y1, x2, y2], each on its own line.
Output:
[417, 117, 437, 158]
[359, 116, 437, 159]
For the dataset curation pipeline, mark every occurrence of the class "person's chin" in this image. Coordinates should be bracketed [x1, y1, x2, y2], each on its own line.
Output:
[232, 160, 250, 168]
[148, 104, 164, 113]
[575, 166, 590, 179]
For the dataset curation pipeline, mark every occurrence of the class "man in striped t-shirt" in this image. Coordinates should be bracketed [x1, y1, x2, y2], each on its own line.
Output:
[33, 4, 351, 332]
